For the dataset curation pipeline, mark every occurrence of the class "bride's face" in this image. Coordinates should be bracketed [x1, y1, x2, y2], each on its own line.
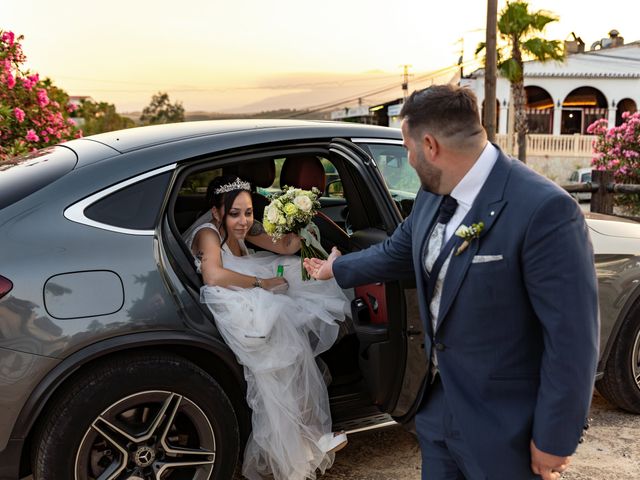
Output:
[221, 191, 254, 240]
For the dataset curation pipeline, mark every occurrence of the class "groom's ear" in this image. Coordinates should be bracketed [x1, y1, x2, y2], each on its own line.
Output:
[423, 133, 439, 157]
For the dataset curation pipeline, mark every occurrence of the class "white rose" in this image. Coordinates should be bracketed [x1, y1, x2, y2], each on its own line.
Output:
[266, 205, 279, 223]
[455, 225, 470, 237]
[293, 195, 312, 212]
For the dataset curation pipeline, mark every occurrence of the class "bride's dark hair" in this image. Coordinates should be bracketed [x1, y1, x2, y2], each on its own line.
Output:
[206, 175, 252, 245]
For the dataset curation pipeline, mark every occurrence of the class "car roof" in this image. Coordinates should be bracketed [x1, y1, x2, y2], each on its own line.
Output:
[78, 119, 402, 154]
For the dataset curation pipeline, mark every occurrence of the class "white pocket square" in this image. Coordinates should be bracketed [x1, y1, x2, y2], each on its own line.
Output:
[472, 254, 504, 264]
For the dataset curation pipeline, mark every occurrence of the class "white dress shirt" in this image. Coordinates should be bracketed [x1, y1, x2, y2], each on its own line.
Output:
[444, 142, 499, 242]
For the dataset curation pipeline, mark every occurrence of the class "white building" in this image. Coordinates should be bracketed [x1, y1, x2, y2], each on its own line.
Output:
[461, 33, 640, 136]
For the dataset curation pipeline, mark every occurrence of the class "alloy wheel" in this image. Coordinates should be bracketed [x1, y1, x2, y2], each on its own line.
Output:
[74, 390, 216, 480]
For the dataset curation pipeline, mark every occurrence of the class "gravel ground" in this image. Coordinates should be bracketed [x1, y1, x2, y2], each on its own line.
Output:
[235, 391, 640, 479]
[22, 392, 637, 479]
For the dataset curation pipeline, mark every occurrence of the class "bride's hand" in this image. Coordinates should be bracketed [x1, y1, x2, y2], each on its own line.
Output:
[261, 277, 289, 292]
[303, 247, 341, 280]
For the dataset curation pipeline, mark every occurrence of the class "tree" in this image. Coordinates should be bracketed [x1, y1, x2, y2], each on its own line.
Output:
[0, 30, 80, 162]
[139, 92, 184, 125]
[477, 2, 563, 162]
[484, 0, 498, 142]
[78, 99, 135, 136]
[588, 113, 640, 214]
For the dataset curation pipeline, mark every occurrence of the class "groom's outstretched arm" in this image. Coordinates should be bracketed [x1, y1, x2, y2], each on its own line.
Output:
[332, 204, 416, 289]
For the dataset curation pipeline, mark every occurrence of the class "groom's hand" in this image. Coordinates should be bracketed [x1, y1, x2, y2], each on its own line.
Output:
[530, 440, 570, 480]
[303, 246, 341, 280]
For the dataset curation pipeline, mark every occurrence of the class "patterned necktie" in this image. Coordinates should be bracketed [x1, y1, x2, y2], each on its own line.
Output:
[424, 195, 458, 383]
[424, 195, 458, 274]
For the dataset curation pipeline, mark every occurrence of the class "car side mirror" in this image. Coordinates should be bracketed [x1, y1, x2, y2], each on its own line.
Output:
[325, 180, 344, 198]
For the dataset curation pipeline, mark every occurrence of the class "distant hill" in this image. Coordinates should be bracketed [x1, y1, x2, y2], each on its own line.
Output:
[122, 109, 330, 123]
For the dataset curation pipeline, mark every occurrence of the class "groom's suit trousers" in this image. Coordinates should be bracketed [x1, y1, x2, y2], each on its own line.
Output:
[416, 377, 489, 480]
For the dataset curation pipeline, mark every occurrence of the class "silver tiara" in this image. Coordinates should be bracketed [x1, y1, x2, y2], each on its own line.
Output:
[213, 177, 251, 194]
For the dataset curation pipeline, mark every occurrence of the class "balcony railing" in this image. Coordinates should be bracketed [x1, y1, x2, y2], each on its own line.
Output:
[496, 134, 595, 157]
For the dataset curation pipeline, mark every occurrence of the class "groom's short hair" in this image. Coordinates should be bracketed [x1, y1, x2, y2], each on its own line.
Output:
[400, 84, 485, 147]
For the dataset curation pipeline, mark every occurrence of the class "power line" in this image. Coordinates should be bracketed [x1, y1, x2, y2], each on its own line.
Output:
[284, 62, 474, 118]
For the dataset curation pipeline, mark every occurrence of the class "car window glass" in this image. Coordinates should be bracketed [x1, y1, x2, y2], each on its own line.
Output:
[581, 172, 592, 183]
[84, 171, 171, 230]
[360, 143, 418, 198]
[357, 143, 417, 219]
[0, 147, 77, 210]
[179, 168, 222, 194]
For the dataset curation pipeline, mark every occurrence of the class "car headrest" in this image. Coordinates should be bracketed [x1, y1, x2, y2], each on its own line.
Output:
[234, 159, 276, 189]
[280, 155, 326, 192]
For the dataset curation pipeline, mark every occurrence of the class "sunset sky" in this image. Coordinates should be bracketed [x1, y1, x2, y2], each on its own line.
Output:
[4, 0, 638, 113]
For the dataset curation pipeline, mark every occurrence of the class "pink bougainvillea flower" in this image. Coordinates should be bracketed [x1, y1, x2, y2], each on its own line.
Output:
[13, 107, 25, 122]
[25, 129, 39, 142]
[1, 31, 15, 46]
[36, 88, 49, 107]
[5, 72, 16, 89]
[21, 73, 38, 90]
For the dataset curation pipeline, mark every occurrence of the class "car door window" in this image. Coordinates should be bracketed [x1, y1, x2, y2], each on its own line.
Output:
[357, 143, 416, 217]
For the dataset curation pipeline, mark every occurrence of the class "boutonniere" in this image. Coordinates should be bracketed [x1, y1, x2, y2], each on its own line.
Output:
[454, 222, 484, 256]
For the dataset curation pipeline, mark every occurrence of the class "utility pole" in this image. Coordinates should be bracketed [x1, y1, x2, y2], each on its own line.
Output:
[484, 0, 498, 142]
[401, 65, 412, 99]
[457, 38, 464, 79]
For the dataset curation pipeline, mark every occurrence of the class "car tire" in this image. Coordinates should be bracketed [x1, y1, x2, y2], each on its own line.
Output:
[32, 351, 239, 480]
[596, 302, 640, 414]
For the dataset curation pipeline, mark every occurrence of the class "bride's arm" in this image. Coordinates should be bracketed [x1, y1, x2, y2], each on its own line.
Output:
[195, 229, 284, 289]
[246, 221, 301, 255]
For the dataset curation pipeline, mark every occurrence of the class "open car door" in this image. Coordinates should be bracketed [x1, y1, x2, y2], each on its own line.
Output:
[329, 138, 427, 421]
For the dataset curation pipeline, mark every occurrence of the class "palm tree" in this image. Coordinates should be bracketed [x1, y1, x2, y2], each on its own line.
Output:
[477, 1, 563, 162]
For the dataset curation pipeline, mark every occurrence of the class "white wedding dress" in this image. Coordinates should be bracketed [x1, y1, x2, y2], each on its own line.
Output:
[185, 222, 349, 480]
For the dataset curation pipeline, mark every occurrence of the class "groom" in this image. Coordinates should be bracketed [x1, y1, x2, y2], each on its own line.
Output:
[305, 85, 599, 479]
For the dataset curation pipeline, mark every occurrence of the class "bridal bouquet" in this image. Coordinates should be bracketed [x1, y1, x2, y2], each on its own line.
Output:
[263, 186, 328, 280]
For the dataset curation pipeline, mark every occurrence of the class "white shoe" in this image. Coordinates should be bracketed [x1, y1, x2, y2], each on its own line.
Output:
[319, 432, 348, 453]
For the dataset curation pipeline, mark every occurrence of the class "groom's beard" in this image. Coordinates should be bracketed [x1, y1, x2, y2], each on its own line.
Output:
[414, 148, 442, 194]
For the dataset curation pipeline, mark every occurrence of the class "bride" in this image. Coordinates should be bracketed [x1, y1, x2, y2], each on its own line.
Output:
[183, 174, 350, 480]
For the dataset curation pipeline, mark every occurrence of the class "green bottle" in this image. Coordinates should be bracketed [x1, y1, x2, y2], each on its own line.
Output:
[276, 265, 284, 277]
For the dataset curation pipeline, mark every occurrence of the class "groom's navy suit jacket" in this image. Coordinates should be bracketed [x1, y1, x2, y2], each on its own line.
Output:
[333, 149, 599, 479]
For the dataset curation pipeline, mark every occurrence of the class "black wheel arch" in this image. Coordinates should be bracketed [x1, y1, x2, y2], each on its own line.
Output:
[598, 284, 640, 374]
[14, 331, 249, 475]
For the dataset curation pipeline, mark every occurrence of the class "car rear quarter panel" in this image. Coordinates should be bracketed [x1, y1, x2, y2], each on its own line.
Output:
[594, 253, 640, 366]
[0, 347, 59, 451]
[590, 227, 640, 367]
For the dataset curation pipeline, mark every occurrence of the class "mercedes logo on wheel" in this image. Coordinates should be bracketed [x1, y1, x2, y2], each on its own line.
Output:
[134, 446, 156, 467]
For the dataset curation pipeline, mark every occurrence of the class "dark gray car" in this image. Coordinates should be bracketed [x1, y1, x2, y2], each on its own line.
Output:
[0, 120, 639, 479]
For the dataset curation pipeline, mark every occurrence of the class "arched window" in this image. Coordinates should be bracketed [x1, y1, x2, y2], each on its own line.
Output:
[562, 87, 608, 134]
[616, 98, 637, 126]
[525, 86, 553, 134]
